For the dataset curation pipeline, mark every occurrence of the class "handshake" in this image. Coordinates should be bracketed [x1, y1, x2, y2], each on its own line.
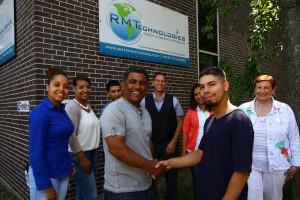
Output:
[146, 159, 173, 180]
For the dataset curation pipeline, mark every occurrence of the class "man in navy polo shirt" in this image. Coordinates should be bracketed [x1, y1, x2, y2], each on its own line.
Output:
[155, 67, 254, 200]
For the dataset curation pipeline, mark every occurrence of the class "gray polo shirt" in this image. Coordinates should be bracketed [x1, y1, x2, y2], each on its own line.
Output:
[100, 97, 153, 193]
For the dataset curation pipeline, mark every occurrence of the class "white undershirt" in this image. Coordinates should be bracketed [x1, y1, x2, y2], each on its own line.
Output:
[195, 106, 210, 151]
[76, 109, 100, 151]
[252, 116, 269, 171]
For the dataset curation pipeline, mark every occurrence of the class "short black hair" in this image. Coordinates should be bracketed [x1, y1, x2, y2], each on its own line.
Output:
[73, 75, 91, 87]
[106, 80, 120, 92]
[153, 72, 166, 80]
[123, 66, 149, 82]
[46, 68, 68, 84]
[199, 66, 227, 82]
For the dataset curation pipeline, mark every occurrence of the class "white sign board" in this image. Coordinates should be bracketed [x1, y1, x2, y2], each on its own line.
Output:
[99, 0, 189, 67]
[0, 0, 15, 65]
[17, 101, 30, 112]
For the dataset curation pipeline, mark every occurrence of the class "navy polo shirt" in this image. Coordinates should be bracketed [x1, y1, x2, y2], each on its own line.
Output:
[198, 109, 254, 200]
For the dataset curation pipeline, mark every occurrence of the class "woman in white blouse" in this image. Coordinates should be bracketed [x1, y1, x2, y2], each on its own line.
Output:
[66, 75, 100, 200]
[239, 75, 300, 200]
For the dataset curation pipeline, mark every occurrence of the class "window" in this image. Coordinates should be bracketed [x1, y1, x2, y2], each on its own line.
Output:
[199, 52, 218, 70]
[197, 0, 219, 72]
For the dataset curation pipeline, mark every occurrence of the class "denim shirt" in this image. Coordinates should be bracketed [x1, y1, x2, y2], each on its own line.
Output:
[239, 98, 300, 171]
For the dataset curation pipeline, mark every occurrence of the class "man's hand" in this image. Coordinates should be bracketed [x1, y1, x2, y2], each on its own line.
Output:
[44, 187, 57, 200]
[146, 159, 165, 180]
[155, 151, 202, 171]
[155, 159, 172, 170]
[166, 140, 176, 155]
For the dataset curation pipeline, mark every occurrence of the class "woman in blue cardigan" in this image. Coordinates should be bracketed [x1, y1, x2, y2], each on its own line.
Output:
[28, 68, 75, 200]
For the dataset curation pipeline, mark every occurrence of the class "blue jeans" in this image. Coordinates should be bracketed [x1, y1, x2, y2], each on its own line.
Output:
[190, 159, 201, 200]
[153, 143, 178, 200]
[27, 166, 69, 200]
[70, 149, 97, 200]
[104, 187, 155, 200]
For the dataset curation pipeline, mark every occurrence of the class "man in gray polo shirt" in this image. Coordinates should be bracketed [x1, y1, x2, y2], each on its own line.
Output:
[100, 66, 164, 200]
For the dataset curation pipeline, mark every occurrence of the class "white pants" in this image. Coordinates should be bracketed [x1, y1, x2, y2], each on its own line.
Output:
[247, 169, 286, 200]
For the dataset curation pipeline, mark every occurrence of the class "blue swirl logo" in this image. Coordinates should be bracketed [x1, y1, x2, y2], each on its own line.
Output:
[107, 0, 142, 44]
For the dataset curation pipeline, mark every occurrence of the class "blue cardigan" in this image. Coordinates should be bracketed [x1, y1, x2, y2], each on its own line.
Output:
[29, 97, 74, 190]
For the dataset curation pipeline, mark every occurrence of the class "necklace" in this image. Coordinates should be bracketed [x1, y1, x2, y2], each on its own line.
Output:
[74, 99, 89, 110]
[255, 100, 272, 116]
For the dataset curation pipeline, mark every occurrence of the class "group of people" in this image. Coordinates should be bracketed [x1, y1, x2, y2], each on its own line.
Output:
[100, 68, 184, 199]
[27, 66, 300, 200]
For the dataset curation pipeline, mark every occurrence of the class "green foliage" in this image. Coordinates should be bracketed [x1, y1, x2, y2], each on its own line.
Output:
[219, 57, 261, 105]
[220, 0, 242, 16]
[248, 0, 282, 51]
[199, 0, 219, 40]
[199, 0, 241, 40]
[199, 0, 283, 105]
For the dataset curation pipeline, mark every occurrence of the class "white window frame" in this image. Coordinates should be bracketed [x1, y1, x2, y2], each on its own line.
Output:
[196, 0, 220, 77]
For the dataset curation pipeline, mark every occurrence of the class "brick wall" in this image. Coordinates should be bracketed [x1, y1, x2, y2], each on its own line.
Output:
[0, 0, 36, 198]
[219, 0, 285, 103]
[0, 0, 197, 199]
[0, 0, 285, 199]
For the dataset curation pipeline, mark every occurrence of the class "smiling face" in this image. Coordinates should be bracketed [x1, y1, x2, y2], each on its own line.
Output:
[152, 74, 166, 93]
[73, 80, 91, 104]
[194, 87, 205, 106]
[121, 72, 148, 107]
[254, 81, 275, 102]
[199, 75, 229, 107]
[46, 74, 69, 107]
[108, 85, 122, 101]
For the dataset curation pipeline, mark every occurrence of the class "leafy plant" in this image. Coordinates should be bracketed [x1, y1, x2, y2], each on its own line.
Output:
[199, 0, 283, 105]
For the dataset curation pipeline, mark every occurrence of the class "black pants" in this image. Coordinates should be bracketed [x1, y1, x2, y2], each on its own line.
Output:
[153, 142, 178, 200]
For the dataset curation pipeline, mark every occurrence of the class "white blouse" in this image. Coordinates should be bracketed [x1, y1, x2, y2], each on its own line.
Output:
[70, 109, 100, 152]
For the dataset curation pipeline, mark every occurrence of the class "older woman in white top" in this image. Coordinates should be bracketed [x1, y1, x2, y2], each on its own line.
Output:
[239, 75, 300, 200]
[66, 75, 100, 200]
